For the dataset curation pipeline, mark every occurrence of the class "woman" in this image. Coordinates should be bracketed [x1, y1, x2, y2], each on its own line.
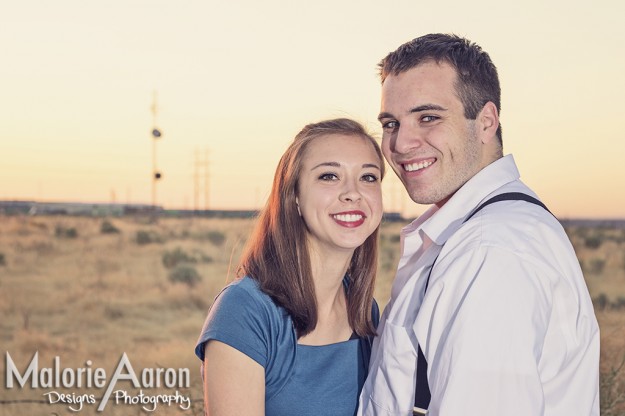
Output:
[195, 118, 385, 415]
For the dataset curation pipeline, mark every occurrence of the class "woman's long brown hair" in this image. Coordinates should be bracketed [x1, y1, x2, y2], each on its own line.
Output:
[238, 118, 385, 338]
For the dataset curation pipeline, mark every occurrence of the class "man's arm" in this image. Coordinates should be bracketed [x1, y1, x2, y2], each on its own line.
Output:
[425, 245, 551, 415]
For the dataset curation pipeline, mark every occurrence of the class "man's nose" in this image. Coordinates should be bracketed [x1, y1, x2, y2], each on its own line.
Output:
[391, 124, 423, 154]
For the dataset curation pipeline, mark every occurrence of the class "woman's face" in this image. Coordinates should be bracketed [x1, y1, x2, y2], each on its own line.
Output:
[296, 134, 383, 255]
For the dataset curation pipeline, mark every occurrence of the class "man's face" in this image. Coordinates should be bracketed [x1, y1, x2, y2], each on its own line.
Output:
[378, 61, 485, 207]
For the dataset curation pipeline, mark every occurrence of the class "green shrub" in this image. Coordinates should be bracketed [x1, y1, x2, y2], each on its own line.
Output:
[162, 247, 196, 269]
[136, 230, 161, 245]
[205, 230, 226, 246]
[612, 297, 625, 310]
[0, 253, 6, 267]
[101, 220, 120, 234]
[588, 258, 606, 274]
[593, 293, 608, 311]
[199, 253, 214, 263]
[55, 225, 78, 239]
[104, 305, 124, 320]
[168, 265, 202, 288]
[584, 235, 604, 249]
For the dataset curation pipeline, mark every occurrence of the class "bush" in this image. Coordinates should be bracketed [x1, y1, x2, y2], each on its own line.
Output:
[0, 253, 6, 267]
[584, 235, 604, 249]
[593, 293, 609, 311]
[199, 253, 214, 263]
[104, 305, 124, 320]
[612, 297, 625, 310]
[168, 265, 202, 288]
[101, 220, 120, 234]
[55, 225, 78, 239]
[588, 258, 606, 274]
[205, 230, 226, 246]
[136, 230, 161, 245]
[162, 247, 196, 269]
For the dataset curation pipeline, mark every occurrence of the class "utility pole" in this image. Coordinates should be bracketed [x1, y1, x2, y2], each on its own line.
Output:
[193, 148, 210, 212]
[150, 91, 163, 208]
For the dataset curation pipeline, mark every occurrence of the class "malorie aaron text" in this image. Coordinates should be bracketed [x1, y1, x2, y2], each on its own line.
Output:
[5, 351, 191, 411]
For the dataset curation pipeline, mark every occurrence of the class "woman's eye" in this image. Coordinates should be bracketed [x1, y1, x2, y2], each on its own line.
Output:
[361, 174, 379, 183]
[318, 173, 338, 181]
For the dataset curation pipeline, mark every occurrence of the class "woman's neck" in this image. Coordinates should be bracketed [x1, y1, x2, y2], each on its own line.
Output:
[298, 248, 354, 346]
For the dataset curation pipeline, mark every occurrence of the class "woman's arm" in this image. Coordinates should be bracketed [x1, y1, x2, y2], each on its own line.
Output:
[203, 340, 265, 416]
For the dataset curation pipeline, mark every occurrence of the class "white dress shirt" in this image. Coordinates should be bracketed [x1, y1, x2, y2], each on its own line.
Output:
[358, 155, 600, 416]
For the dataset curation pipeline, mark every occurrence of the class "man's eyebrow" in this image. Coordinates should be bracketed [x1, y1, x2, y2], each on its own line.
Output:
[378, 104, 447, 122]
[377, 112, 393, 122]
[410, 104, 447, 113]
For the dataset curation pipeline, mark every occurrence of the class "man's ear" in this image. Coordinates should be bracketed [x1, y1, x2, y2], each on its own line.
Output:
[478, 101, 499, 144]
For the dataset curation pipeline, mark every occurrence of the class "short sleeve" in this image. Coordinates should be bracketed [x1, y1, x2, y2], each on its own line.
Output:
[194, 278, 274, 368]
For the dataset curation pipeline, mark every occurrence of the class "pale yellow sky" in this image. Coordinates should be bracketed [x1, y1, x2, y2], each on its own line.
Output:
[1, 0, 624, 218]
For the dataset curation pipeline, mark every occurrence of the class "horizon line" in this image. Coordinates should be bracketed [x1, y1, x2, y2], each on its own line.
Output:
[1, 199, 624, 223]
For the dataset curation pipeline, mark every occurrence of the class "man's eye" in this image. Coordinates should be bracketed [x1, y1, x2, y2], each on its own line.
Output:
[381, 120, 399, 130]
[361, 174, 379, 183]
[421, 115, 439, 122]
[318, 173, 338, 181]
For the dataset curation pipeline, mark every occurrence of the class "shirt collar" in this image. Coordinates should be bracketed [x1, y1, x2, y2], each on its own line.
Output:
[403, 154, 521, 245]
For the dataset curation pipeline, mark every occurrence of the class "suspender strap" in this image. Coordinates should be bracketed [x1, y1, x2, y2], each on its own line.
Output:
[413, 192, 552, 415]
[413, 254, 438, 414]
[464, 192, 552, 223]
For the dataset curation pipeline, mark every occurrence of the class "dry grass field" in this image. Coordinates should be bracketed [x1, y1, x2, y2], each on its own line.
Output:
[0, 214, 624, 415]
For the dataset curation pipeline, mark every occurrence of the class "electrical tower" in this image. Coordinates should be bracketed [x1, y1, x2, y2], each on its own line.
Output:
[150, 91, 163, 208]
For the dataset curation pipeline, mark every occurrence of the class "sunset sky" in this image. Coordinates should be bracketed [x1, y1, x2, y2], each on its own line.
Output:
[1, 0, 624, 219]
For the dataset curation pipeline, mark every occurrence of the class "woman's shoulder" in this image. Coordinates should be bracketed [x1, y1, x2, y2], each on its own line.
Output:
[221, 276, 272, 304]
[217, 276, 290, 325]
[195, 276, 295, 364]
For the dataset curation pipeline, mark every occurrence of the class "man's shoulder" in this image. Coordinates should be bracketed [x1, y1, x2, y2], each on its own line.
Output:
[448, 196, 572, 264]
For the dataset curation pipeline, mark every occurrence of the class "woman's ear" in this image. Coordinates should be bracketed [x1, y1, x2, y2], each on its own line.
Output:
[295, 197, 301, 216]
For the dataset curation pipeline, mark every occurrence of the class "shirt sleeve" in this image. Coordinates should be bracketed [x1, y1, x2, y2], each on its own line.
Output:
[195, 280, 273, 368]
[423, 244, 552, 415]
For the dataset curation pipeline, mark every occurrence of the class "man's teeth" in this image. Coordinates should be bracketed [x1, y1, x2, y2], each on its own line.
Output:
[404, 160, 433, 172]
[333, 214, 363, 222]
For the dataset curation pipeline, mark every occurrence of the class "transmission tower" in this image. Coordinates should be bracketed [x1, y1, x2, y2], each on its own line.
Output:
[150, 91, 163, 208]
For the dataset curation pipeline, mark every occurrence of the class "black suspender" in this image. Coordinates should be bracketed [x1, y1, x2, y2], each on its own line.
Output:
[464, 192, 551, 222]
[412, 193, 552, 415]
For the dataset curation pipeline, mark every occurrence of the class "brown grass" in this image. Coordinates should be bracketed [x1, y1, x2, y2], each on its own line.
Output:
[0, 215, 623, 415]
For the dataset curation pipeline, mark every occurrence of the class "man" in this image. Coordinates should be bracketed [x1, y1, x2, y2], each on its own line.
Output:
[358, 34, 599, 416]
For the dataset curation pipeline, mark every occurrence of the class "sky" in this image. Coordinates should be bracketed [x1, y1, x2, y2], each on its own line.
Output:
[1, 0, 624, 219]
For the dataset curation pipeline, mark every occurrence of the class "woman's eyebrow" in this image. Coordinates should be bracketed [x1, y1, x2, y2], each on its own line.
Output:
[311, 162, 381, 170]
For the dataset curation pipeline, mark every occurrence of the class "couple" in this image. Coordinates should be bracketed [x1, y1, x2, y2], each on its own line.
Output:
[195, 34, 600, 415]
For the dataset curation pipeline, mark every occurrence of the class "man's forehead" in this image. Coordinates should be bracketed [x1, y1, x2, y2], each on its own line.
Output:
[380, 63, 459, 108]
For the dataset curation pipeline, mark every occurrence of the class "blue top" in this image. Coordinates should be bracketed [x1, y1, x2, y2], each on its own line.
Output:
[195, 276, 379, 416]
